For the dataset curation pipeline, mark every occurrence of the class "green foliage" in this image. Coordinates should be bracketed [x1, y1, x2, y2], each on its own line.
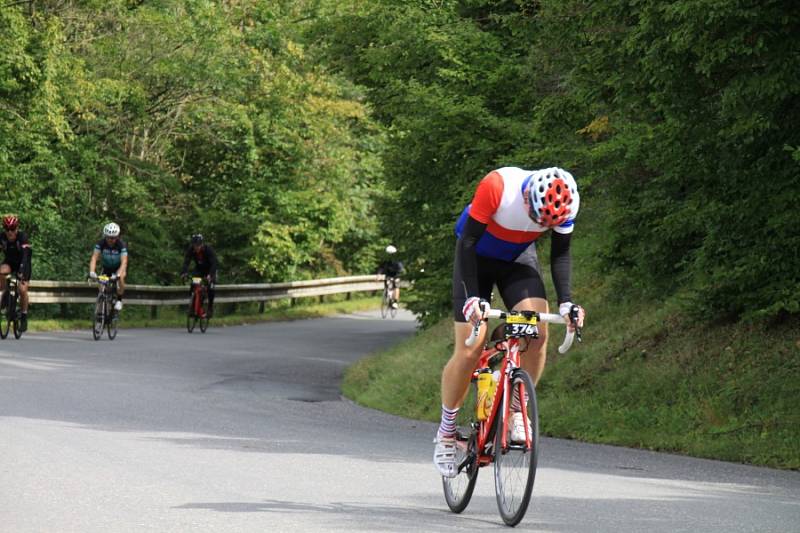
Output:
[314, 0, 799, 324]
[0, 0, 387, 284]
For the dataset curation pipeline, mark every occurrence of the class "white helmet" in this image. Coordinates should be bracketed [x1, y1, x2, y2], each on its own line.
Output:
[103, 222, 121, 237]
[526, 167, 579, 227]
[385, 245, 397, 254]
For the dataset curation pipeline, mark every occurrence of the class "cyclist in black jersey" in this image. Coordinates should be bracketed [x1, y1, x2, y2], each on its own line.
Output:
[180, 234, 218, 317]
[0, 216, 32, 331]
[88, 222, 128, 311]
[377, 245, 404, 309]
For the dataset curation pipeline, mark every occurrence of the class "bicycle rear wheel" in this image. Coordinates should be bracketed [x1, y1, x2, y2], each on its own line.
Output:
[442, 429, 480, 513]
[493, 369, 539, 526]
[92, 296, 105, 341]
[380, 288, 390, 318]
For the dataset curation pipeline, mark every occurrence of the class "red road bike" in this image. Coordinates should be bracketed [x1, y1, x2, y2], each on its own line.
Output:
[442, 306, 580, 526]
[187, 276, 210, 333]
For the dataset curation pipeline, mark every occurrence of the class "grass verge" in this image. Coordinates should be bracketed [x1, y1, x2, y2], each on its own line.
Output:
[343, 291, 800, 469]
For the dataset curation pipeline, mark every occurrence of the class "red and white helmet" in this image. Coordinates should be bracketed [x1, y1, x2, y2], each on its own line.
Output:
[525, 168, 579, 227]
[2, 215, 19, 230]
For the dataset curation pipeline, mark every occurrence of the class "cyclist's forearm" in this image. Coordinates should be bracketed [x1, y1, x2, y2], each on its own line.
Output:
[550, 231, 572, 304]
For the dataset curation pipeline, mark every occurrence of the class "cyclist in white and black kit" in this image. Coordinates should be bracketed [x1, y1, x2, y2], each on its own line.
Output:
[88, 222, 128, 311]
[377, 245, 404, 309]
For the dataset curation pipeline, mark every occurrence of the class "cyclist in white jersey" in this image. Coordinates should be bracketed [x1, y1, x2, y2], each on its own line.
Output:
[434, 167, 586, 477]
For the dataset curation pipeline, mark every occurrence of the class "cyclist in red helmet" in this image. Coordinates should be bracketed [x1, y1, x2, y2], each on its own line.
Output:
[433, 167, 587, 477]
[0, 215, 32, 332]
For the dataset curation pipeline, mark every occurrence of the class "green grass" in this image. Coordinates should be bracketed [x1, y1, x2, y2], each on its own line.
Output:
[27, 295, 381, 332]
[343, 299, 800, 469]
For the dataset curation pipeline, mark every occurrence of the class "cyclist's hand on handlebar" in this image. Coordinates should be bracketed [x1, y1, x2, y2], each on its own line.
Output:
[558, 302, 585, 332]
[462, 297, 489, 327]
[89, 271, 98, 280]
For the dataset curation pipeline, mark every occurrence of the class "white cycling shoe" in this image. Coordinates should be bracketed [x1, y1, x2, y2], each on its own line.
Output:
[433, 434, 458, 478]
[510, 412, 532, 443]
[114, 300, 123, 312]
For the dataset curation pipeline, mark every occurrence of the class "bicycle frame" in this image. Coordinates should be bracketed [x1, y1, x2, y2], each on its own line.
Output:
[191, 277, 207, 317]
[470, 335, 532, 469]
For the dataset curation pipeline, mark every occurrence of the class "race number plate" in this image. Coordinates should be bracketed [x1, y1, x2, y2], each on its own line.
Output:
[98, 275, 109, 282]
[192, 277, 203, 284]
[504, 313, 539, 338]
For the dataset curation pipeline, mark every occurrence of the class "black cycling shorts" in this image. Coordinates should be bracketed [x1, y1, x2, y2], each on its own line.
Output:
[102, 266, 121, 277]
[452, 243, 546, 322]
[2, 260, 29, 280]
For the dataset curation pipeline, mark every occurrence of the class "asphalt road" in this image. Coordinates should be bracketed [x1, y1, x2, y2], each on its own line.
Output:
[1, 310, 798, 532]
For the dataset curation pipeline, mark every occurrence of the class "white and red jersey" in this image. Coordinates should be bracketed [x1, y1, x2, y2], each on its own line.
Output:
[455, 167, 579, 262]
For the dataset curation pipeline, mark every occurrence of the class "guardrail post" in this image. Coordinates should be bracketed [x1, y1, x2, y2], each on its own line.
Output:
[60, 303, 67, 318]
[258, 301, 265, 313]
[150, 305, 158, 319]
[346, 292, 352, 301]
[290, 298, 296, 306]
[319, 295, 325, 303]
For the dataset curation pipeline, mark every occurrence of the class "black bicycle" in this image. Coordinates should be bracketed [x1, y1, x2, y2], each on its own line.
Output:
[91, 274, 120, 341]
[0, 273, 23, 339]
[380, 276, 399, 319]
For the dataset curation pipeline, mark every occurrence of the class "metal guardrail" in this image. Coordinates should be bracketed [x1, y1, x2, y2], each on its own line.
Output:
[28, 275, 387, 306]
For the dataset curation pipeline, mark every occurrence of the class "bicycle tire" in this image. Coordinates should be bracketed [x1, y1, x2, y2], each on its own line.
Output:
[493, 369, 539, 527]
[6, 285, 21, 339]
[380, 288, 390, 319]
[187, 291, 198, 333]
[198, 289, 210, 333]
[442, 429, 480, 513]
[107, 310, 118, 340]
[92, 296, 105, 341]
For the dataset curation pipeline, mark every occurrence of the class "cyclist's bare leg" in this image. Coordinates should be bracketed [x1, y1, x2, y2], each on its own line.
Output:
[117, 274, 126, 297]
[18, 280, 28, 312]
[511, 297, 549, 385]
[0, 264, 9, 293]
[441, 321, 488, 411]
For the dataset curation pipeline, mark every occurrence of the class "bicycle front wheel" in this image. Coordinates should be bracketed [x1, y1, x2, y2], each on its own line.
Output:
[442, 429, 480, 513]
[107, 309, 118, 340]
[92, 297, 105, 341]
[493, 369, 539, 527]
[199, 293, 209, 333]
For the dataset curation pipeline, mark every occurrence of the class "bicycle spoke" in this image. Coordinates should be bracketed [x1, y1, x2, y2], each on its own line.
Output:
[493, 370, 539, 526]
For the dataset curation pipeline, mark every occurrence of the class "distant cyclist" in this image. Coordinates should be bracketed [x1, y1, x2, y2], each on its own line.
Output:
[0, 215, 32, 332]
[377, 245, 404, 309]
[434, 167, 586, 477]
[88, 222, 128, 312]
[180, 234, 218, 317]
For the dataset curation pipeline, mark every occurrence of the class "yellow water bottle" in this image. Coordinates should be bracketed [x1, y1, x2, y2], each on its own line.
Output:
[476, 370, 492, 421]
[486, 370, 500, 415]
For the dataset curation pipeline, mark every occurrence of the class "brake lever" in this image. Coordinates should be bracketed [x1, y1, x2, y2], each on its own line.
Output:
[569, 304, 582, 343]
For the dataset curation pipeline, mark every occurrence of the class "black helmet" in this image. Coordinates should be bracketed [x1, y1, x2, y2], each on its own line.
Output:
[191, 234, 204, 245]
